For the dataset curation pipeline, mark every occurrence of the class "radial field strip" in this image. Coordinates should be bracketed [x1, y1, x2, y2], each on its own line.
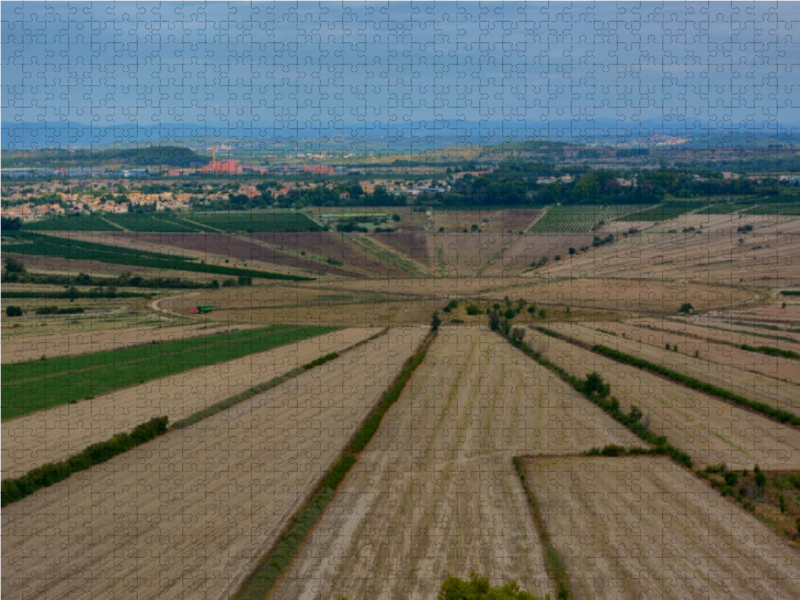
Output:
[2, 325, 336, 419]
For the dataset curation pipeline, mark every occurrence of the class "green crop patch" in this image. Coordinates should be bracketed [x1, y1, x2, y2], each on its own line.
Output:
[189, 211, 323, 232]
[528, 205, 647, 233]
[2, 325, 336, 420]
[622, 202, 703, 221]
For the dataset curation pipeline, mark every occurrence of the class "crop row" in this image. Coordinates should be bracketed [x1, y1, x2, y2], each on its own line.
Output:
[2, 325, 335, 419]
[528, 205, 647, 233]
[2, 233, 310, 280]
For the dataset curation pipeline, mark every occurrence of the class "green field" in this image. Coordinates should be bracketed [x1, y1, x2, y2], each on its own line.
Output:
[189, 211, 323, 232]
[742, 203, 800, 216]
[621, 202, 705, 221]
[2, 233, 310, 281]
[22, 211, 322, 233]
[1, 324, 336, 419]
[528, 205, 647, 233]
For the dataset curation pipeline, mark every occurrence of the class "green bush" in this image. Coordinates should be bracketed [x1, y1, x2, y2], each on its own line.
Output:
[438, 572, 548, 600]
[466, 305, 482, 316]
[6, 306, 23, 317]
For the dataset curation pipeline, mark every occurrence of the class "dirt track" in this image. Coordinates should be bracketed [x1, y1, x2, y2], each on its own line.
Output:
[522, 456, 800, 600]
[1, 327, 427, 600]
[533, 331, 800, 469]
[2, 327, 381, 479]
[271, 327, 640, 600]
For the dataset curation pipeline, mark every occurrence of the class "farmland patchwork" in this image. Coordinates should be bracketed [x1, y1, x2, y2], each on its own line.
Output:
[4, 3, 800, 599]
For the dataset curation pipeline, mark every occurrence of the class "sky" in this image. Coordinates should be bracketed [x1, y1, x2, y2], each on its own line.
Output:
[2, 1, 800, 139]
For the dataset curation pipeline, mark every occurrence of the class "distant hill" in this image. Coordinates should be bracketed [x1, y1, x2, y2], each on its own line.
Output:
[1, 146, 209, 169]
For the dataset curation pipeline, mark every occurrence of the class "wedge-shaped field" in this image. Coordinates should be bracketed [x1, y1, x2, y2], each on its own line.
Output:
[632, 317, 800, 356]
[1, 327, 427, 600]
[533, 331, 800, 469]
[271, 327, 640, 600]
[2, 322, 259, 364]
[521, 456, 800, 600]
[582, 320, 800, 384]
[2, 327, 381, 479]
[554, 323, 800, 418]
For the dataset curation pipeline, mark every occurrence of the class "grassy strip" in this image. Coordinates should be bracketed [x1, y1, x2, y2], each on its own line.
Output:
[2, 290, 153, 299]
[740, 343, 800, 360]
[1, 416, 168, 507]
[588, 341, 800, 427]
[512, 457, 572, 600]
[3, 325, 335, 420]
[235, 330, 435, 600]
[301, 352, 339, 370]
[510, 328, 692, 468]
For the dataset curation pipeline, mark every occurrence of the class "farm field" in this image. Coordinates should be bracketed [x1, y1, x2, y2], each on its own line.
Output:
[254, 231, 402, 278]
[621, 202, 704, 221]
[2, 326, 380, 478]
[582, 319, 800, 383]
[433, 232, 510, 277]
[2, 320, 252, 363]
[531, 330, 800, 469]
[521, 456, 800, 600]
[1, 327, 428, 600]
[539, 213, 800, 285]
[431, 208, 541, 234]
[545, 322, 800, 418]
[20, 211, 323, 233]
[1, 324, 335, 419]
[676, 315, 800, 343]
[631, 317, 800, 354]
[481, 233, 596, 276]
[271, 327, 640, 599]
[527, 205, 647, 233]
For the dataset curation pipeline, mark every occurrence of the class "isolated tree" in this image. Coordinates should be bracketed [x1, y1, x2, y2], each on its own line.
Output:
[584, 372, 611, 399]
[678, 302, 694, 314]
[431, 311, 442, 331]
[6, 306, 23, 317]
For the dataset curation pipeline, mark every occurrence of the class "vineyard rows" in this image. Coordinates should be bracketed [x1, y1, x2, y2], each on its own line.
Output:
[528, 205, 648, 233]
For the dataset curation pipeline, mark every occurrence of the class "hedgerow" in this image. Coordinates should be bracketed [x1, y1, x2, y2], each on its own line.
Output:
[1, 416, 168, 507]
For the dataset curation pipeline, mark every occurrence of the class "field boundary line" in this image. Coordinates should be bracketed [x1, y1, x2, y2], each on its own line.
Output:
[233, 329, 436, 600]
[1, 416, 168, 507]
[98, 215, 127, 231]
[535, 325, 800, 428]
[512, 456, 573, 600]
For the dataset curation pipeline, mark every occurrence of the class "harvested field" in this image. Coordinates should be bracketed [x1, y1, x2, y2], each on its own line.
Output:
[109, 232, 361, 278]
[553, 322, 800, 418]
[482, 233, 595, 276]
[368, 232, 434, 269]
[582, 319, 800, 383]
[434, 233, 509, 276]
[532, 330, 800, 469]
[539, 213, 800, 286]
[1, 327, 428, 600]
[271, 327, 640, 600]
[521, 456, 800, 600]
[678, 315, 800, 344]
[2, 322, 257, 363]
[2, 327, 380, 479]
[431, 209, 541, 234]
[631, 317, 800, 354]
[253, 232, 401, 278]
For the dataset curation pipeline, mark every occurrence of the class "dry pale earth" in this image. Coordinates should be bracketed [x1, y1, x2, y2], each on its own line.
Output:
[548, 322, 800, 418]
[1, 327, 428, 600]
[271, 327, 640, 600]
[522, 456, 800, 600]
[2, 327, 380, 479]
[531, 330, 800, 469]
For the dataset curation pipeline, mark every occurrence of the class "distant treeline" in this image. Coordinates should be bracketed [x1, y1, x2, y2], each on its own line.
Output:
[3, 146, 209, 168]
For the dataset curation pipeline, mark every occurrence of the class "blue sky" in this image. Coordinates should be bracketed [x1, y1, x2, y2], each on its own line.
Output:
[2, 2, 799, 134]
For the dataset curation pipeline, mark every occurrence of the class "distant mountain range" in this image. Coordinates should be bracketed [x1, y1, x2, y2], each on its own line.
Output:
[3, 119, 797, 151]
